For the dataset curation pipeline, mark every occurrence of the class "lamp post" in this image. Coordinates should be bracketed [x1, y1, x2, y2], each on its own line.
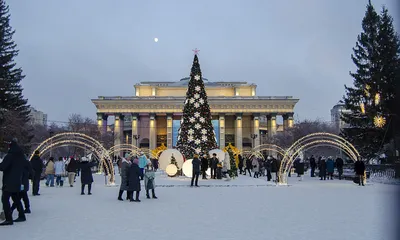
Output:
[250, 133, 258, 149]
[133, 134, 140, 148]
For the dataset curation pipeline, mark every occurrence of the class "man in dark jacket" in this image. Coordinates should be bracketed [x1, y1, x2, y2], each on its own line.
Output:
[0, 139, 28, 225]
[200, 154, 209, 179]
[309, 155, 316, 177]
[67, 157, 78, 187]
[209, 153, 219, 179]
[12, 158, 33, 214]
[354, 159, 366, 186]
[191, 154, 201, 187]
[238, 154, 244, 174]
[335, 157, 344, 180]
[30, 150, 44, 195]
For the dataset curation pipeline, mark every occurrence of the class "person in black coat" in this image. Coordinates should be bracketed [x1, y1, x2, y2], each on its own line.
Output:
[78, 157, 97, 195]
[66, 157, 78, 187]
[209, 153, 219, 179]
[30, 150, 44, 195]
[191, 154, 201, 187]
[11, 158, 33, 214]
[354, 159, 366, 186]
[319, 158, 327, 180]
[200, 154, 209, 179]
[127, 159, 143, 202]
[0, 139, 28, 225]
[309, 155, 316, 177]
[244, 157, 252, 177]
[335, 157, 344, 180]
[236, 154, 243, 174]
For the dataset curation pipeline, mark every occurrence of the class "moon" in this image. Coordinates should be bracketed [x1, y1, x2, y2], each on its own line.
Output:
[154, 37, 159, 43]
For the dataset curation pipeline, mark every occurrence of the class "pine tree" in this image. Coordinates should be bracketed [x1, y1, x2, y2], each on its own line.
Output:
[176, 52, 218, 158]
[170, 153, 178, 169]
[341, 2, 400, 159]
[227, 149, 238, 178]
[0, 0, 31, 152]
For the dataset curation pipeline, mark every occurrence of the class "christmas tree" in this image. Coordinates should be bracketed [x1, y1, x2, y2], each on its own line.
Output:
[0, 0, 31, 152]
[170, 153, 178, 169]
[341, 1, 400, 159]
[176, 50, 218, 158]
[227, 148, 238, 178]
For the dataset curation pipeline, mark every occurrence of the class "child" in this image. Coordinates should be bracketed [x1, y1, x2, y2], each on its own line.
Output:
[144, 164, 157, 199]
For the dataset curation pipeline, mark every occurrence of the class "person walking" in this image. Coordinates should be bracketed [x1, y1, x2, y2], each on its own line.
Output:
[244, 157, 252, 177]
[201, 154, 209, 179]
[117, 154, 131, 201]
[238, 154, 244, 174]
[326, 157, 335, 180]
[191, 154, 201, 187]
[251, 156, 260, 178]
[0, 139, 28, 225]
[66, 157, 78, 187]
[335, 156, 344, 180]
[127, 158, 143, 202]
[319, 157, 327, 180]
[78, 157, 97, 195]
[309, 155, 317, 177]
[11, 158, 33, 214]
[209, 153, 218, 179]
[30, 150, 44, 196]
[45, 157, 55, 187]
[295, 158, 305, 181]
[54, 157, 66, 187]
[144, 164, 157, 199]
[138, 152, 149, 180]
[354, 158, 366, 186]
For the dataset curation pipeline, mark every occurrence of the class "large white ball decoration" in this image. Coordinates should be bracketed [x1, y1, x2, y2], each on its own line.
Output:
[182, 159, 193, 178]
[158, 149, 184, 171]
[165, 164, 178, 177]
[209, 149, 225, 161]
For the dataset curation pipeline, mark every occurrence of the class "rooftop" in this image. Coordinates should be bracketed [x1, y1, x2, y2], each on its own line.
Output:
[135, 77, 254, 87]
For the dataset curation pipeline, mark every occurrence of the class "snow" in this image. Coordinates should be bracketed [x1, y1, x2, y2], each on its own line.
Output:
[1, 172, 397, 240]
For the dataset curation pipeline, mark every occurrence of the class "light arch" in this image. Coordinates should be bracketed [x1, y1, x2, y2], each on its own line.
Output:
[30, 132, 115, 184]
[278, 132, 360, 185]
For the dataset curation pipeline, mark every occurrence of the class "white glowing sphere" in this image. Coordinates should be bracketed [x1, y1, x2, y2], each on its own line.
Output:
[165, 164, 178, 177]
[182, 159, 193, 178]
[209, 149, 225, 161]
[158, 149, 184, 170]
[154, 37, 159, 42]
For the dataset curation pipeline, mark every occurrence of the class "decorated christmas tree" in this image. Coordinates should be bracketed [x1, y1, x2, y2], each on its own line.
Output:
[176, 50, 218, 158]
[227, 149, 238, 178]
[170, 153, 178, 169]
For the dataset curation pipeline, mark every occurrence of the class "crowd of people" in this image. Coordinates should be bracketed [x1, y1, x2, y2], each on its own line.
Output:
[0, 139, 369, 226]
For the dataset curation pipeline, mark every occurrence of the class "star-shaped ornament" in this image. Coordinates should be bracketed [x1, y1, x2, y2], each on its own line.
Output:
[194, 75, 200, 81]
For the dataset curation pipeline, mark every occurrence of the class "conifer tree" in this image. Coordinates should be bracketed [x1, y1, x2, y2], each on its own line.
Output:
[176, 52, 218, 158]
[0, 0, 31, 151]
[341, 2, 400, 159]
[227, 149, 238, 178]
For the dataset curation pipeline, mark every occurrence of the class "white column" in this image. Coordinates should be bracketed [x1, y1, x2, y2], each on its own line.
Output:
[219, 114, 225, 149]
[167, 114, 173, 149]
[149, 114, 157, 150]
[253, 114, 260, 147]
[114, 114, 124, 157]
[97, 113, 108, 136]
[235, 113, 243, 151]
[267, 113, 277, 139]
[283, 113, 294, 130]
[131, 114, 139, 147]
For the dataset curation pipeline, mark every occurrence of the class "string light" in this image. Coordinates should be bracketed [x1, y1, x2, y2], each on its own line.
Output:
[278, 132, 360, 185]
[30, 132, 116, 184]
[374, 93, 380, 105]
[360, 102, 366, 114]
[373, 115, 386, 128]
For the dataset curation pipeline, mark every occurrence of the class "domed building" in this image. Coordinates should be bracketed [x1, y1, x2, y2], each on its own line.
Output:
[92, 77, 298, 153]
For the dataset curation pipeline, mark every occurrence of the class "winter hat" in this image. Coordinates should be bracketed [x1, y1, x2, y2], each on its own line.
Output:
[124, 153, 130, 159]
[133, 158, 139, 165]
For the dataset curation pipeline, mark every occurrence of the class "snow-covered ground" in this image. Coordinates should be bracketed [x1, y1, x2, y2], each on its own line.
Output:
[1, 172, 398, 240]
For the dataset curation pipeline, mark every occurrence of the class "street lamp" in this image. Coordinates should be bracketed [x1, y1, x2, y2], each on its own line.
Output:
[250, 133, 258, 149]
[133, 134, 140, 148]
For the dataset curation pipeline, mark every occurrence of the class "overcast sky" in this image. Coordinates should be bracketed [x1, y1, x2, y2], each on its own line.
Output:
[7, 0, 399, 124]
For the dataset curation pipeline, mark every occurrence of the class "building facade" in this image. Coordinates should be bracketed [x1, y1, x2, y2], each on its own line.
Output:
[29, 107, 48, 126]
[92, 77, 299, 152]
[331, 103, 351, 130]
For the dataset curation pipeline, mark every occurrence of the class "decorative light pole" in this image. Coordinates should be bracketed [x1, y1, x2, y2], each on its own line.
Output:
[250, 133, 258, 149]
[133, 134, 140, 148]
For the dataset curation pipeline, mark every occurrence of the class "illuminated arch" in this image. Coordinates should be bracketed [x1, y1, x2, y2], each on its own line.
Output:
[278, 132, 360, 185]
[108, 144, 157, 159]
[30, 132, 115, 184]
